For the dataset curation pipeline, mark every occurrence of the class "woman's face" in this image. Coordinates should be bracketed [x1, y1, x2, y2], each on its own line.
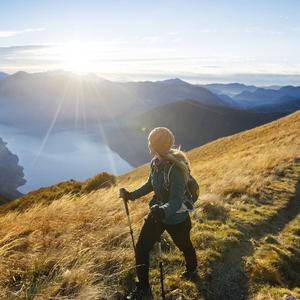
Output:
[148, 141, 162, 159]
[148, 141, 154, 156]
[148, 141, 157, 157]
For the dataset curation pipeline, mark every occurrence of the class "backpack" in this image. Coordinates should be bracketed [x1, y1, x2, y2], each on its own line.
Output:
[162, 160, 199, 212]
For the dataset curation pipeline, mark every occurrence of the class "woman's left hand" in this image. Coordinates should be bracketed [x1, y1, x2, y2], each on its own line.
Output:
[150, 204, 165, 221]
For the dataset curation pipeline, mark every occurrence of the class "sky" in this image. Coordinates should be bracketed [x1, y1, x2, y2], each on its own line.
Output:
[0, 0, 300, 84]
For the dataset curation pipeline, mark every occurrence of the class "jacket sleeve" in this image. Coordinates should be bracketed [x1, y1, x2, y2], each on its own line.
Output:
[161, 165, 185, 219]
[130, 172, 153, 200]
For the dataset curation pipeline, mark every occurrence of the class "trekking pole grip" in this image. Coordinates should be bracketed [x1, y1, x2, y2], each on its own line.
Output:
[119, 188, 130, 215]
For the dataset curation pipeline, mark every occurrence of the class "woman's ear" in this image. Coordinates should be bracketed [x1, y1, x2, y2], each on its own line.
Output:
[148, 142, 155, 156]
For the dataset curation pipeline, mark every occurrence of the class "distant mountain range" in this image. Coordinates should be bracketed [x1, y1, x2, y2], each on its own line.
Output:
[1, 72, 298, 124]
[0, 71, 224, 134]
[232, 86, 300, 112]
[104, 99, 285, 166]
[201, 82, 300, 113]
[0, 72, 8, 80]
[201, 82, 258, 96]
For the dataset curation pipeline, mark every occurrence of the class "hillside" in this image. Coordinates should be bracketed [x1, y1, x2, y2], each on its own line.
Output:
[0, 111, 299, 300]
[105, 99, 285, 166]
[0, 194, 9, 205]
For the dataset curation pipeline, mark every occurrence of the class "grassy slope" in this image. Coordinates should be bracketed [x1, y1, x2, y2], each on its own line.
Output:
[0, 111, 299, 300]
[0, 194, 9, 205]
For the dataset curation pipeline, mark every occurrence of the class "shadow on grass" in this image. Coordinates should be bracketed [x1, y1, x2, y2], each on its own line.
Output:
[194, 170, 300, 300]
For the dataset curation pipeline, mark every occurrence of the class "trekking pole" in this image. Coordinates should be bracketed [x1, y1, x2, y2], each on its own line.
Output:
[119, 188, 136, 255]
[158, 236, 165, 300]
[154, 217, 165, 300]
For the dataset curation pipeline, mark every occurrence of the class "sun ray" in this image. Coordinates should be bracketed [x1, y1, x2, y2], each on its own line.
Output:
[84, 80, 127, 175]
[91, 80, 136, 171]
[31, 77, 72, 167]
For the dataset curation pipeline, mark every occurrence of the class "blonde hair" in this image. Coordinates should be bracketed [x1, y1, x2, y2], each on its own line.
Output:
[160, 145, 191, 183]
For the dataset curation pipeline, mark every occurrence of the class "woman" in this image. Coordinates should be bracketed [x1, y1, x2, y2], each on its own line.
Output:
[119, 127, 198, 300]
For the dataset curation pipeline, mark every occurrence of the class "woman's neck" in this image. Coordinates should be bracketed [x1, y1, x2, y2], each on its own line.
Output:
[155, 154, 163, 161]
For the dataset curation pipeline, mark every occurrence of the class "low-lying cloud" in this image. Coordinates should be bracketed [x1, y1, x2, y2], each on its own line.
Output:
[0, 28, 45, 38]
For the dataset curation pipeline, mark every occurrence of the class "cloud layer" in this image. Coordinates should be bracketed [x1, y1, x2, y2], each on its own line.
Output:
[0, 28, 45, 38]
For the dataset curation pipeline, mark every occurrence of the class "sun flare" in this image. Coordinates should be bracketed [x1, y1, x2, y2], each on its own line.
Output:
[59, 43, 94, 73]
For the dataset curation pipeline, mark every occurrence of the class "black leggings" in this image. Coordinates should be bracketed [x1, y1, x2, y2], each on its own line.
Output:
[135, 214, 197, 287]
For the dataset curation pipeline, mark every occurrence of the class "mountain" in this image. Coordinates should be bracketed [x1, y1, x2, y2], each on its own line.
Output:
[0, 72, 8, 80]
[0, 137, 25, 201]
[232, 85, 300, 112]
[256, 96, 300, 113]
[200, 83, 300, 113]
[104, 99, 285, 166]
[0, 71, 225, 134]
[201, 82, 257, 96]
[0, 111, 299, 299]
[158, 78, 189, 85]
[262, 84, 282, 90]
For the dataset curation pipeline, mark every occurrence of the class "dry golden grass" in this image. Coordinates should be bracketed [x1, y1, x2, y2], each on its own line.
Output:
[245, 169, 300, 298]
[254, 287, 300, 300]
[0, 111, 299, 299]
[0, 172, 116, 215]
[82, 172, 116, 193]
[0, 188, 145, 299]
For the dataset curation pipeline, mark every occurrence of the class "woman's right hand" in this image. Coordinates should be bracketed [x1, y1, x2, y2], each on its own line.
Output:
[119, 188, 133, 202]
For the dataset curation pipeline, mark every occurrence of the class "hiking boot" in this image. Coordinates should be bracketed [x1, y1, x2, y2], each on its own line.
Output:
[126, 284, 153, 300]
[180, 268, 198, 281]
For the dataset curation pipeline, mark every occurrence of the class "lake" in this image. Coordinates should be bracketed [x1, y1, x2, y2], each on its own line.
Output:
[0, 124, 133, 193]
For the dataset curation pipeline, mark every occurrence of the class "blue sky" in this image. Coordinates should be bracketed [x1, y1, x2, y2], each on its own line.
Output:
[0, 0, 300, 84]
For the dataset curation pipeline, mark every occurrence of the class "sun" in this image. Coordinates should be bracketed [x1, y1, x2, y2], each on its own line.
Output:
[59, 42, 94, 73]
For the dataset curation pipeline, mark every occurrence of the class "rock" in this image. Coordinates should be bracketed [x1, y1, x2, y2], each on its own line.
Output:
[0, 137, 26, 201]
[283, 294, 299, 300]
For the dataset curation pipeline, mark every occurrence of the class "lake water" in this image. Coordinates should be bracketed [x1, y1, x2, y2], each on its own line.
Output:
[0, 124, 133, 193]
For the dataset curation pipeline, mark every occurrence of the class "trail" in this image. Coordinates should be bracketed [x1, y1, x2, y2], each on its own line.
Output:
[198, 164, 300, 300]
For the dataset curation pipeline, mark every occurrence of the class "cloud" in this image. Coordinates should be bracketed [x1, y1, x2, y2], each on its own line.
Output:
[0, 31, 21, 38]
[168, 30, 184, 36]
[0, 45, 51, 56]
[0, 28, 45, 38]
[24, 28, 45, 33]
[279, 15, 289, 20]
[263, 30, 284, 35]
[199, 29, 218, 33]
[138, 36, 161, 43]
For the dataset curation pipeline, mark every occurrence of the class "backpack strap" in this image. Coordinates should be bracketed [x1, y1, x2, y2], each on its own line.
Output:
[150, 157, 158, 171]
[164, 159, 192, 190]
[163, 162, 175, 191]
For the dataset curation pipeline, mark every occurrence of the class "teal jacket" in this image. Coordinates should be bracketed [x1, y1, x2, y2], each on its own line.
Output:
[130, 157, 189, 225]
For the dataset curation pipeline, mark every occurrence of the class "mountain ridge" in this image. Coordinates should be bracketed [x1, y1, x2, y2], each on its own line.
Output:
[104, 98, 286, 166]
[0, 71, 225, 133]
